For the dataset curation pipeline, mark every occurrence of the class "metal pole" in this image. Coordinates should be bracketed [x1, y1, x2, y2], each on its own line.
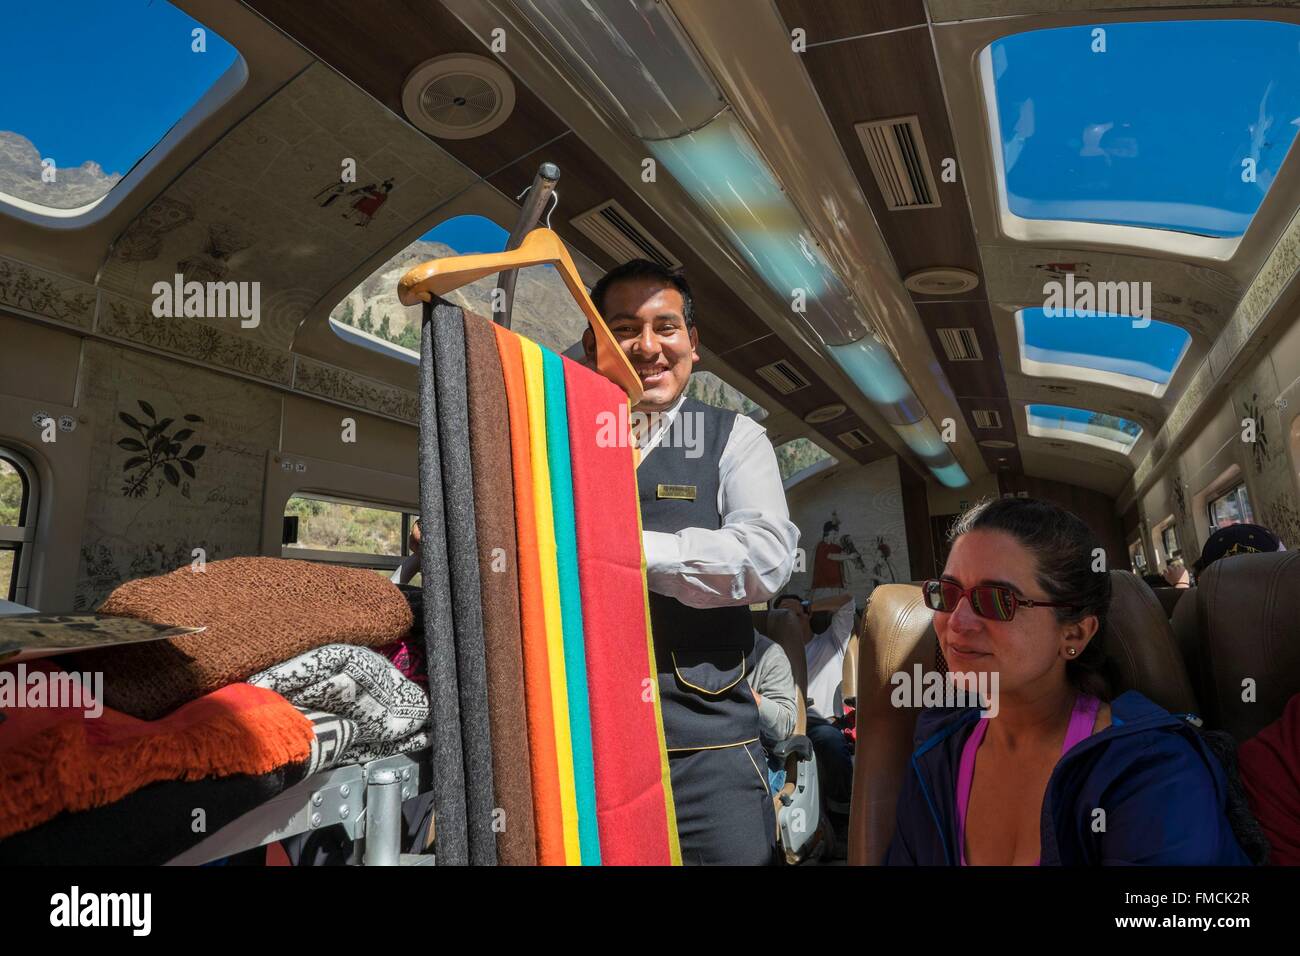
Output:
[363, 769, 402, 866]
[494, 162, 560, 330]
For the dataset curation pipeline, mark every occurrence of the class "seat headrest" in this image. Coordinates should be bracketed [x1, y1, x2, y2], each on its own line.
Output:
[1104, 571, 1198, 715]
[847, 584, 937, 865]
[1150, 586, 1187, 618]
[1196, 551, 1300, 740]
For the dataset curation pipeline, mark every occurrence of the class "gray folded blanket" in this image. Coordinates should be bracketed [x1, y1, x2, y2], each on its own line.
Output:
[249, 644, 430, 769]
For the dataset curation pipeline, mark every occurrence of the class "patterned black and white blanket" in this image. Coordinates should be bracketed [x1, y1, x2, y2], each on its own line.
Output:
[249, 644, 430, 773]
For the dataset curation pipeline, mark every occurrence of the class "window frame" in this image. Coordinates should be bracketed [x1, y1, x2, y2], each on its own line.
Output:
[280, 491, 416, 572]
[1206, 481, 1255, 531]
[0, 447, 39, 604]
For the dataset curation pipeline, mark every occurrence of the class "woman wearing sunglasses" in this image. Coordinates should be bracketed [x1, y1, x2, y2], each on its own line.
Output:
[886, 496, 1248, 866]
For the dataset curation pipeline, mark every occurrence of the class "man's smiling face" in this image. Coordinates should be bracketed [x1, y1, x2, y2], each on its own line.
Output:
[599, 277, 699, 413]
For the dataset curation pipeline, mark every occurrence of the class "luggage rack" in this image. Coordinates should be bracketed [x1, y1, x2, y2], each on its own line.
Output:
[166, 750, 435, 866]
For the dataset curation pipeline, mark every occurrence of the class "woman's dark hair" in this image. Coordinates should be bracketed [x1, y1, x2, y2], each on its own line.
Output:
[591, 259, 695, 329]
[949, 496, 1115, 699]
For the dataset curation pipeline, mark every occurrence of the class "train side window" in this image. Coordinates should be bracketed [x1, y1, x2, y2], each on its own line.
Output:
[1207, 482, 1255, 531]
[282, 493, 417, 577]
[0, 448, 38, 604]
[1161, 523, 1180, 563]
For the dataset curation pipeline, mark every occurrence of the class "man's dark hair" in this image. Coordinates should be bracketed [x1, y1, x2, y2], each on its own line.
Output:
[809, 611, 833, 635]
[771, 593, 804, 612]
[591, 259, 695, 329]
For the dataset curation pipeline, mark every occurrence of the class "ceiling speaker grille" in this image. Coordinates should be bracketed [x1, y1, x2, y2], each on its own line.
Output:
[838, 427, 874, 450]
[402, 54, 516, 140]
[937, 327, 982, 362]
[972, 409, 1002, 429]
[571, 200, 681, 270]
[854, 115, 941, 210]
[756, 360, 810, 395]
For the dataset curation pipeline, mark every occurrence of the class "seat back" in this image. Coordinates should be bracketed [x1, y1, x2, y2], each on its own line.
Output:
[847, 584, 938, 865]
[1105, 571, 1198, 715]
[764, 608, 807, 738]
[842, 631, 860, 707]
[1193, 551, 1300, 740]
[1150, 586, 1187, 618]
[847, 571, 1198, 865]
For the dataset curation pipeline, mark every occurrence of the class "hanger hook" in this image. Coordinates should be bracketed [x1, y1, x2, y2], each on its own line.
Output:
[544, 189, 558, 229]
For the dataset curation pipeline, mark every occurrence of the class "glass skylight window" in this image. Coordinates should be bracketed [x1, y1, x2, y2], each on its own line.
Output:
[330, 214, 591, 359]
[1017, 308, 1191, 396]
[986, 20, 1300, 237]
[1026, 404, 1142, 455]
[0, 0, 240, 212]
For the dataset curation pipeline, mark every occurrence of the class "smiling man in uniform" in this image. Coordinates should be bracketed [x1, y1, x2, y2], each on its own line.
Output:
[584, 259, 800, 865]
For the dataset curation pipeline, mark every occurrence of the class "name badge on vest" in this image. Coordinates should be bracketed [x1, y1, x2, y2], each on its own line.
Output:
[657, 483, 697, 501]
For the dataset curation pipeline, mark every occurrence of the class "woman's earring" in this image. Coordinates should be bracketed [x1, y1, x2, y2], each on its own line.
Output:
[1066, 647, 1077, 657]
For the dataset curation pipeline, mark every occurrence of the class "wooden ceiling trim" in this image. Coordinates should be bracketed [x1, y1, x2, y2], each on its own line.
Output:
[775, 0, 927, 46]
[795, 28, 982, 298]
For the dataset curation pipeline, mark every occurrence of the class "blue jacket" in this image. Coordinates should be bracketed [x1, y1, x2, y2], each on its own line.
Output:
[885, 690, 1250, 865]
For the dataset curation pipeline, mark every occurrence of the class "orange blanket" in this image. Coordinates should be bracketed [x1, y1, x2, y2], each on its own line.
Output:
[0, 661, 313, 840]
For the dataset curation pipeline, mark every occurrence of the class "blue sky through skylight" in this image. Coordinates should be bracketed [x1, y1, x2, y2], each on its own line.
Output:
[0, 0, 238, 207]
[988, 20, 1300, 237]
[1019, 308, 1191, 384]
[1027, 403, 1143, 452]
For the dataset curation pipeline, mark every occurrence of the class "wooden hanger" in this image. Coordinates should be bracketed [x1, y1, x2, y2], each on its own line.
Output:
[398, 228, 643, 404]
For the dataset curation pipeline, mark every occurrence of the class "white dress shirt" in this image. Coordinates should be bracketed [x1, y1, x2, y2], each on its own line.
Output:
[640, 392, 800, 610]
[804, 598, 856, 720]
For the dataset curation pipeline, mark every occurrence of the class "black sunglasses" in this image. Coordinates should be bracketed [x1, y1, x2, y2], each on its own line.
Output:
[921, 579, 1078, 623]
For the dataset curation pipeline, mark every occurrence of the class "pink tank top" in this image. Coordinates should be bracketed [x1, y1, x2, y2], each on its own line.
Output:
[955, 693, 1099, 866]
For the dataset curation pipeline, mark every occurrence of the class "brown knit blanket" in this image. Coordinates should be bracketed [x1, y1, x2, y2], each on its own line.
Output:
[71, 557, 413, 720]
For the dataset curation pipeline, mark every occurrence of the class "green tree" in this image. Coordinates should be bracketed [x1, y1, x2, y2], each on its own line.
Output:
[395, 325, 420, 351]
[338, 299, 355, 325]
[377, 314, 392, 341]
[358, 305, 374, 334]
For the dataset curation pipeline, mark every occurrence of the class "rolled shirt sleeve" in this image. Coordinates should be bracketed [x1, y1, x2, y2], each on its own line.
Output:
[642, 412, 800, 609]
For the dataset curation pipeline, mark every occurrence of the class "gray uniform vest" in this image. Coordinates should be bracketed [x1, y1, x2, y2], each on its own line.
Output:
[637, 397, 760, 751]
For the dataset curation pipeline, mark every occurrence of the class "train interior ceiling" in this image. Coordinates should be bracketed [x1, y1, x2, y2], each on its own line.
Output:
[3, 0, 1300, 631]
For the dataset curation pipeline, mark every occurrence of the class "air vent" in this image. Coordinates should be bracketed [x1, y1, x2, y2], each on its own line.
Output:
[972, 409, 1002, 429]
[937, 327, 982, 362]
[904, 267, 979, 296]
[838, 428, 874, 450]
[854, 115, 941, 210]
[402, 54, 516, 139]
[755, 359, 810, 395]
[804, 403, 846, 425]
[571, 200, 682, 270]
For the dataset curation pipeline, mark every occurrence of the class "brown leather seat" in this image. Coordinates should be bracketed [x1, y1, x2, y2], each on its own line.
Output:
[841, 631, 859, 708]
[1178, 552, 1300, 741]
[847, 570, 1198, 865]
[1150, 586, 1187, 618]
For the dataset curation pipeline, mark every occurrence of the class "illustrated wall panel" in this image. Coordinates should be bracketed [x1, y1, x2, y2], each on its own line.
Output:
[784, 457, 911, 608]
[73, 342, 280, 609]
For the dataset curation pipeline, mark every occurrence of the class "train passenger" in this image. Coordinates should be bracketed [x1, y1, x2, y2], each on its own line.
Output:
[887, 496, 1248, 865]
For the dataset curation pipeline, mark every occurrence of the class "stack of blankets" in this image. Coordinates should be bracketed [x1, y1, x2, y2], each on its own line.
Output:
[0, 558, 428, 864]
[414, 301, 678, 866]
